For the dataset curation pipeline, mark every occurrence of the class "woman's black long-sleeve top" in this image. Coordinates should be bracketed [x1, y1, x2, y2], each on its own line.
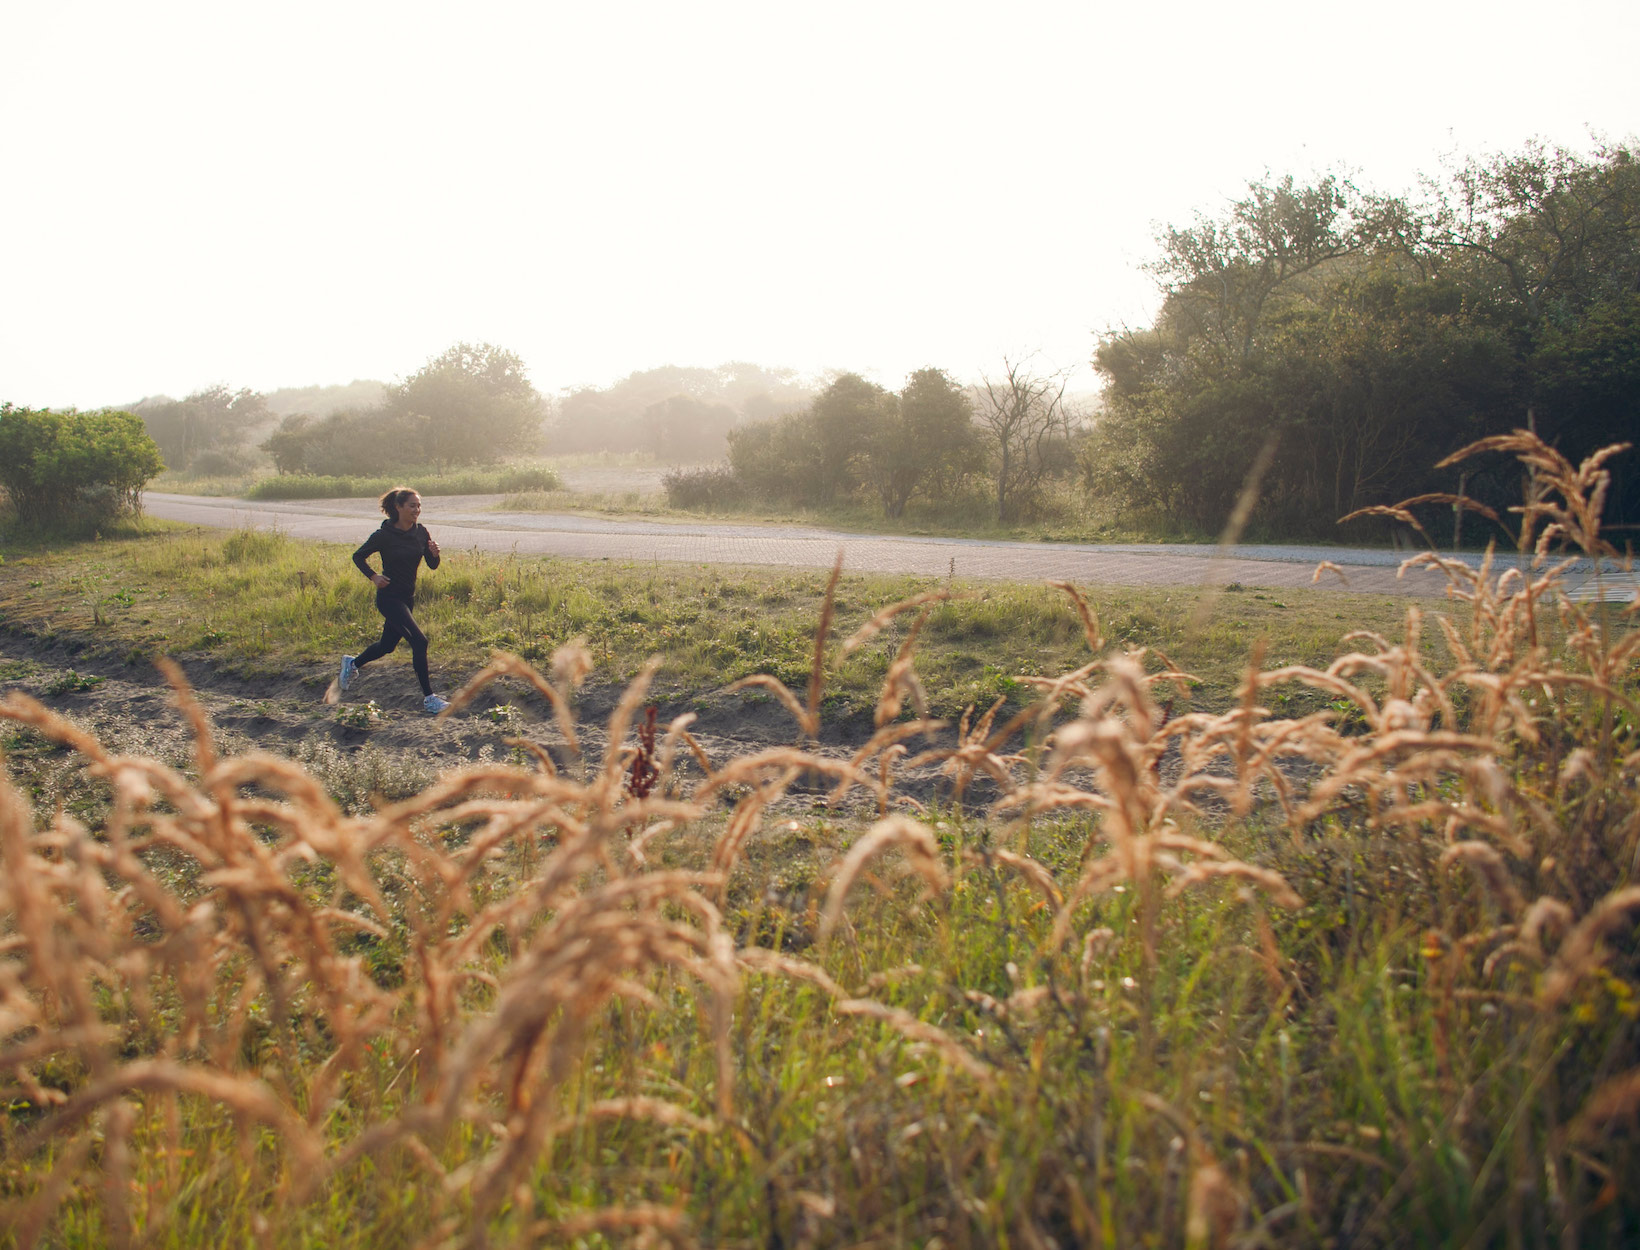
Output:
[352, 521, 440, 602]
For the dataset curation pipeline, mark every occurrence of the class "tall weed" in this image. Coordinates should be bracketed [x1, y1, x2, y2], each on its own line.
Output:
[0, 432, 1635, 1246]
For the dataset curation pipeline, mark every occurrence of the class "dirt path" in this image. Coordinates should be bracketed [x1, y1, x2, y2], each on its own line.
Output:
[0, 618, 899, 818]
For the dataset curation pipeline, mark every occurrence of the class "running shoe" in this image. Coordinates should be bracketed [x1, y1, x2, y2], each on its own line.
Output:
[424, 694, 450, 714]
[339, 655, 358, 691]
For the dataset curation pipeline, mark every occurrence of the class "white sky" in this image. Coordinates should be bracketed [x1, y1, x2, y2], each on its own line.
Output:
[3, 0, 1637, 410]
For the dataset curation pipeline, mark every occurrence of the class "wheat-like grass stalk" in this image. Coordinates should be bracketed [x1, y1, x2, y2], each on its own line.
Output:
[818, 815, 948, 945]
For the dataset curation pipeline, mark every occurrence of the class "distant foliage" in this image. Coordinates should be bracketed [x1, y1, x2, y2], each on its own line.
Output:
[1090, 142, 1640, 538]
[136, 384, 270, 474]
[387, 341, 545, 469]
[259, 343, 545, 475]
[0, 404, 165, 531]
[260, 408, 404, 476]
[726, 410, 825, 504]
[661, 463, 745, 509]
[723, 370, 984, 517]
[262, 379, 386, 419]
[552, 362, 817, 458]
[973, 360, 1073, 523]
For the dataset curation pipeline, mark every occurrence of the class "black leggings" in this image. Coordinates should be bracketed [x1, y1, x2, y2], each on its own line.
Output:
[354, 591, 432, 696]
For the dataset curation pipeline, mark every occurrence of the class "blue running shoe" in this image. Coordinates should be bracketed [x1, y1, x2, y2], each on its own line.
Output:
[424, 694, 450, 715]
[339, 655, 358, 691]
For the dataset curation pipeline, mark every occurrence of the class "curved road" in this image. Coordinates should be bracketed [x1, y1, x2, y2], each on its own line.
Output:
[142, 493, 1632, 600]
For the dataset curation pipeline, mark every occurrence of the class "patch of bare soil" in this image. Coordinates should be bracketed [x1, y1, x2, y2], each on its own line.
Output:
[0, 624, 957, 813]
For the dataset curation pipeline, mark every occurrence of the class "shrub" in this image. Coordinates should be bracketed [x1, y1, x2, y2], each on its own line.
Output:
[259, 408, 407, 476]
[662, 463, 745, 509]
[0, 404, 165, 531]
[726, 411, 825, 504]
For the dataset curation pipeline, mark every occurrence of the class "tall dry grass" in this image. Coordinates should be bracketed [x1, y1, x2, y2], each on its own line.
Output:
[0, 431, 1635, 1246]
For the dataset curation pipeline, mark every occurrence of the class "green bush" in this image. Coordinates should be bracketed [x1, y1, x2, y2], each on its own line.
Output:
[662, 463, 744, 509]
[0, 404, 165, 531]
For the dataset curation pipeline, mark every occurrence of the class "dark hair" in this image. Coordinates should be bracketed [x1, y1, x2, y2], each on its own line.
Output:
[379, 486, 418, 518]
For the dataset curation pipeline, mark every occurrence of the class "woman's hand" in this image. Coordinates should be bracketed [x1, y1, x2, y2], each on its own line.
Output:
[372, 573, 391, 589]
[426, 534, 440, 559]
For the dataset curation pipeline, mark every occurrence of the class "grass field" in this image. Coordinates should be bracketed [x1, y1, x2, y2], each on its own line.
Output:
[0, 434, 1636, 1248]
[0, 520, 1411, 726]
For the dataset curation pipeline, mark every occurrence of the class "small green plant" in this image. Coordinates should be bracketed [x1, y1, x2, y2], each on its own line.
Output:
[485, 702, 519, 726]
[222, 529, 285, 564]
[335, 700, 384, 729]
[43, 669, 104, 695]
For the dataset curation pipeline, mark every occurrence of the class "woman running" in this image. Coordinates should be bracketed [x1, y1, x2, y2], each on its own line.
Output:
[338, 486, 449, 713]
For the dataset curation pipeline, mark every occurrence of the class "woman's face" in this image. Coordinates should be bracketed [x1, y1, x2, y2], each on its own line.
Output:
[395, 493, 422, 526]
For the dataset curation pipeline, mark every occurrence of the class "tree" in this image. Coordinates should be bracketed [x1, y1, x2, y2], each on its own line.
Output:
[551, 363, 816, 455]
[726, 411, 824, 502]
[1264, 273, 1518, 528]
[387, 342, 544, 469]
[1532, 292, 1640, 527]
[1090, 149, 1640, 537]
[0, 406, 165, 530]
[976, 358, 1072, 523]
[259, 406, 415, 476]
[260, 413, 314, 475]
[1153, 174, 1380, 366]
[1421, 141, 1640, 524]
[137, 384, 269, 473]
[642, 394, 739, 463]
[808, 374, 893, 504]
[1421, 139, 1640, 324]
[863, 368, 978, 518]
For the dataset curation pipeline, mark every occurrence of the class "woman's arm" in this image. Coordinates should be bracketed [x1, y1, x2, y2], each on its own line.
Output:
[423, 526, 441, 569]
[353, 531, 385, 581]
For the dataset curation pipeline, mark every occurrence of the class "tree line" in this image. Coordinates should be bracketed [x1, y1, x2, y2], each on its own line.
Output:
[260, 344, 544, 475]
[551, 363, 819, 462]
[665, 361, 1081, 523]
[1086, 139, 1640, 540]
[8, 139, 1633, 542]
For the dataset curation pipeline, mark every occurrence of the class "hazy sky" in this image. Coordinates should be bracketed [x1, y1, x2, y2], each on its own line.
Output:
[3, 1, 1637, 410]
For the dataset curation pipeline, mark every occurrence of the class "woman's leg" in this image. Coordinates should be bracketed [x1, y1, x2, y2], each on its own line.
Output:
[368, 596, 432, 696]
[354, 594, 407, 668]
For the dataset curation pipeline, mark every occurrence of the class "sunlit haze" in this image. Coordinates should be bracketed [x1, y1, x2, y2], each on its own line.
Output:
[3, 0, 1637, 409]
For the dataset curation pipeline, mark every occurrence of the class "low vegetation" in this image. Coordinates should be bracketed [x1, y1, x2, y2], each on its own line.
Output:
[0, 405, 164, 534]
[243, 465, 561, 502]
[0, 433, 1634, 1247]
[0, 516, 1409, 729]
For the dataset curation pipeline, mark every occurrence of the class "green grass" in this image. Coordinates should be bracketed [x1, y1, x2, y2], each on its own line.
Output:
[150, 462, 563, 501]
[243, 464, 561, 500]
[7, 811, 1632, 1247]
[1, 520, 1632, 1247]
[0, 525, 1415, 724]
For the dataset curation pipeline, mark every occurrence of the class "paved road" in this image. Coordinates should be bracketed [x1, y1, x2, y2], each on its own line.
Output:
[143, 493, 1635, 600]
